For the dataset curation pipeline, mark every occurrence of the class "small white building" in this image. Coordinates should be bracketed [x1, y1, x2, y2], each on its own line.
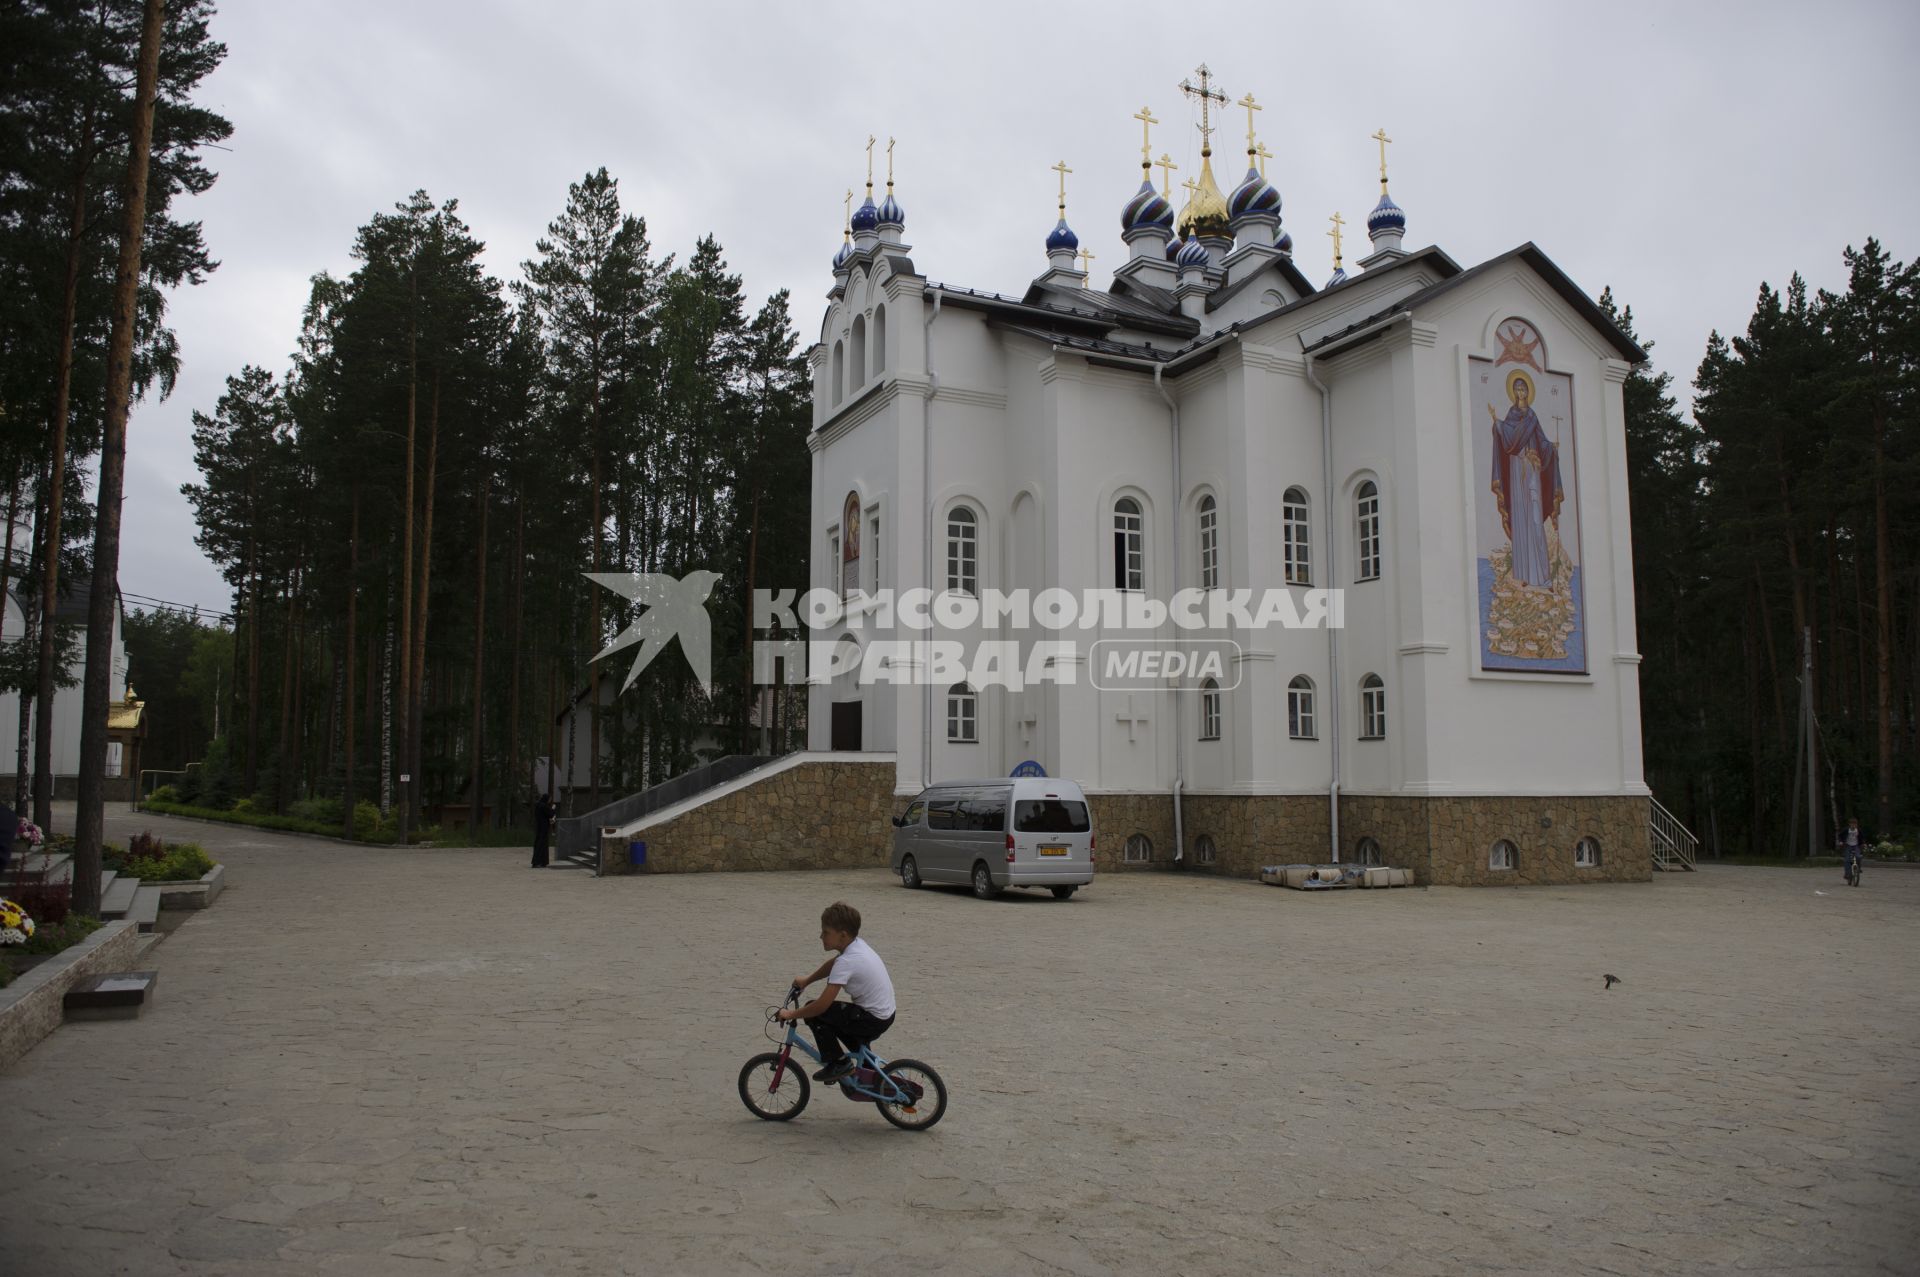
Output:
[804, 94, 1654, 885]
[1, 571, 132, 800]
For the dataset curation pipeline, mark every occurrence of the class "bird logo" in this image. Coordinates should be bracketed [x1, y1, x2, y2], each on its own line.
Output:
[1602, 974, 1621, 990]
[586, 570, 722, 693]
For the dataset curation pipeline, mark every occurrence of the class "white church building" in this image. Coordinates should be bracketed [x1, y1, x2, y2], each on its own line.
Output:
[804, 81, 1658, 885]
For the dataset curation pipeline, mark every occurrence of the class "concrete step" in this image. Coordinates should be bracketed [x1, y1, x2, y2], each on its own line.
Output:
[100, 869, 118, 895]
[2, 851, 71, 888]
[63, 970, 159, 1021]
[99, 874, 140, 920]
[132, 931, 165, 963]
[128, 883, 163, 933]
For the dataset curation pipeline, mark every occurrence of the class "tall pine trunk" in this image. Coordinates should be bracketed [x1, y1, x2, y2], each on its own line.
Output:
[504, 494, 524, 826]
[245, 527, 260, 793]
[467, 459, 489, 832]
[397, 276, 418, 842]
[1873, 415, 1893, 837]
[342, 489, 359, 837]
[408, 371, 441, 834]
[72, 0, 162, 917]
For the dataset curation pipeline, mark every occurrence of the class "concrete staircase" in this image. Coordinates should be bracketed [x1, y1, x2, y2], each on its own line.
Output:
[4, 853, 163, 931]
[1651, 798, 1699, 872]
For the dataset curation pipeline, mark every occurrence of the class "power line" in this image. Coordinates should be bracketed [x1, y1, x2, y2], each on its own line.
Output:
[121, 591, 234, 622]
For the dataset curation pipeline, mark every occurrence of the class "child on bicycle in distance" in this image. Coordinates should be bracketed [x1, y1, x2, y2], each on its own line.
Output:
[776, 901, 896, 1084]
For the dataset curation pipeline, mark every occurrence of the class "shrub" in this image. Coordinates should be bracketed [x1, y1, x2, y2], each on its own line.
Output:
[347, 800, 382, 837]
[20, 913, 103, 955]
[147, 784, 180, 805]
[231, 796, 259, 816]
[122, 843, 214, 883]
[5, 880, 71, 927]
[288, 797, 344, 825]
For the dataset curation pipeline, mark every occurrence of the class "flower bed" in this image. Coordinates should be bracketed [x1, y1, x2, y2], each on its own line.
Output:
[140, 798, 436, 844]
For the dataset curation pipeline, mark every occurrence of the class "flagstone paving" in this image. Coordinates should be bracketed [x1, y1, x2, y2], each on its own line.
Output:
[2, 804, 1915, 1275]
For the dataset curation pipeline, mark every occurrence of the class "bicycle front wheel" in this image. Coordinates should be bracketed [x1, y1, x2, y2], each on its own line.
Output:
[738, 1052, 810, 1121]
[875, 1058, 948, 1130]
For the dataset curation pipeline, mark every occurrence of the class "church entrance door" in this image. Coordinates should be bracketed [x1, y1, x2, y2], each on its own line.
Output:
[830, 701, 862, 752]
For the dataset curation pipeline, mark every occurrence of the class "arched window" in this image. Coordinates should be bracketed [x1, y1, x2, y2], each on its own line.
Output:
[1360, 673, 1386, 739]
[831, 340, 845, 406]
[850, 314, 867, 386]
[946, 682, 978, 743]
[1113, 497, 1144, 592]
[1355, 480, 1381, 581]
[872, 304, 888, 374]
[1198, 494, 1219, 590]
[1195, 834, 1217, 865]
[1490, 839, 1518, 871]
[1125, 833, 1152, 863]
[1283, 487, 1311, 586]
[1200, 678, 1221, 741]
[946, 506, 978, 596]
[1575, 836, 1602, 868]
[841, 492, 861, 598]
[1287, 675, 1316, 740]
[1354, 836, 1382, 866]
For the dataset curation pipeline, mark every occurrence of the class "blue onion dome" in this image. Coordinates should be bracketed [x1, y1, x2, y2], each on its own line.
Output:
[1227, 165, 1282, 222]
[1176, 236, 1211, 271]
[850, 195, 879, 233]
[832, 237, 854, 271]
[1120, 179, 1174, 234]
[1368, 189, 1405, 235]
[1275, 227, 1294, 256]
[878, 189, 905, 228]
[1046, 217, 1079, 253]
[1165, 233, 1186, 261]
[1325, 265, 1348, 289]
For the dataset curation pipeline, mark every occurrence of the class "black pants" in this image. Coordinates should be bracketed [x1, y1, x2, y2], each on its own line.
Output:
[805, 1003, 894, 1065]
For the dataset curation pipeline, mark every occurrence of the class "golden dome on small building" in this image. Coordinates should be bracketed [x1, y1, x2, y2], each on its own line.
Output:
[1176, 151, 1232, 241]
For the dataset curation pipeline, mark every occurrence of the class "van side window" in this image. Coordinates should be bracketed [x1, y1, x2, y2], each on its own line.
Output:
[1013, 800, 1090, 833]
[926, 799, 959, 830]
[962, 796, 1008, 831]
[902, 800, 926, 826]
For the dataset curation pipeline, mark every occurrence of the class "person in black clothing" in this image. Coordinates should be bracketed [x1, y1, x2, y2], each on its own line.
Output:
[531, 792, 554, 868]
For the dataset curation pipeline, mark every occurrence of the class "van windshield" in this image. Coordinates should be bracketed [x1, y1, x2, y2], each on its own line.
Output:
[1014, 800, 1091, 834]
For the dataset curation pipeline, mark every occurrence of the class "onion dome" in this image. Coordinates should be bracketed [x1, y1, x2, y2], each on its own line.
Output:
[1275, 227, 1294, 257]
[1325, 265, 1348, 289]
[1175, 153, 1232, 241]
[1227, 165, 1282, 223]
[878, 189, 905, 229]
[1176, 236, 1210, 272]
[832, 237, 853, 271]
[1046, 217, 1080, 254]
[1367, 189, 1405, 238]
[1166, 233, 1186, 261]
[1120, 179, 1174, 234]
[850, 194, 880, 234]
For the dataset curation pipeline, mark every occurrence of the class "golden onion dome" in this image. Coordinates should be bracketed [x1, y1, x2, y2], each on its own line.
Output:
[1176, 151, 1232, 240]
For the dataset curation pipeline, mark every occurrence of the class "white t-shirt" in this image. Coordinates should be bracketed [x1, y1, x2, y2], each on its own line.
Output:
[828, 936, 896, 1020]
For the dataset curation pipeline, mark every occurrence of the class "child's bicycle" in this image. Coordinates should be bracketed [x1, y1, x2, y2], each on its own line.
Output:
[737, 986, 948, 1130]
[1844, 847, 1864, 888]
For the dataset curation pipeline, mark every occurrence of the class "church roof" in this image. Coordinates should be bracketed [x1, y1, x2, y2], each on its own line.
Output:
[1300, 242, 1645, 363]
[1201, 252, 1320, 312]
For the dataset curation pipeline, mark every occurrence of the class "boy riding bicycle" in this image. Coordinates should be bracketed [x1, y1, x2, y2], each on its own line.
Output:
[777, 901, 895, 1084]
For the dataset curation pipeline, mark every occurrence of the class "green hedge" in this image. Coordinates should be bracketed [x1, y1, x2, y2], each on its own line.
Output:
[140, 799, 411, 844]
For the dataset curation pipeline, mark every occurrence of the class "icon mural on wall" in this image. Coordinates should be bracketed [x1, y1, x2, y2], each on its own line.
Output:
[842, 491, 860, 595]
[1471, 318, 1586, 673]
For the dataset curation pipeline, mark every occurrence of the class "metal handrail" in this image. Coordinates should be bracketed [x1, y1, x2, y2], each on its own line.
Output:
[553, 754, 779, 860]
[1650, 797, 1698, 870]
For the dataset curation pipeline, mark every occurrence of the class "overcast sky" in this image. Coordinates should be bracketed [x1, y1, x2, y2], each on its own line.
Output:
[117, 0, 1920, 615]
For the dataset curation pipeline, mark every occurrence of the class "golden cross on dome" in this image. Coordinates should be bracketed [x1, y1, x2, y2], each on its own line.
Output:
[1328, 211, 1346, 266]
[1182, 176, 1200, 203]
[843, 188, 854, 232]
[1180, 63, 1228, 154]
[1051, 159, 1073, 214]
[1154, 152, 1179, 197]
[1254, 140, 1273, 179]
[1372, 127, 1392, 189]
[1077, 246, 1096, 276]
[1237, 92, 1262, 155]
[887, 136, 896, 188]
[1132, 105, 1159, 171]
[864, 134, 876, 193]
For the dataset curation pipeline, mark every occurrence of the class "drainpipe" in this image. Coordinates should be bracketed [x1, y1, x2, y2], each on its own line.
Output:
[1153, 363, 1184, 863]
[1302, 311, 1410, 864]
[921, 289, 942, 790]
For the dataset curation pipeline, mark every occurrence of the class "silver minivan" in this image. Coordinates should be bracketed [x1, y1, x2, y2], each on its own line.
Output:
[890, 778, 1096, 900]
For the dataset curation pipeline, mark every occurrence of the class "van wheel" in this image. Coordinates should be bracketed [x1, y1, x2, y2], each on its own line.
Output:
[899, 856, 922, 889]
[971, 862, 1000, 900]
[1050, 886, 1076, 900]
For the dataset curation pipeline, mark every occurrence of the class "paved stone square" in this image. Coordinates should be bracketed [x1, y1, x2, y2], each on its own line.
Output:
[2, 805, 1915, 1275]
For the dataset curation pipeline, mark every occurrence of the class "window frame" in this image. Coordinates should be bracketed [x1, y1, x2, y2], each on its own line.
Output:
[1360, 673, 1386, 740]
[1113, 496, 1144, 592]
[946, 505, 979, 597]
[1355, 479, 1381, 582]
[1282, 487, 1311, 587]
[1575, 836, 1602, 868]
[1489, 839, 1518, 871]
[1287, 675, 1317, 740]
[1198, 493, 1219, 591]
[1125, 833, 1152, 863]
[946, 682, 978, 744]
[1200, 677, 1222, 741]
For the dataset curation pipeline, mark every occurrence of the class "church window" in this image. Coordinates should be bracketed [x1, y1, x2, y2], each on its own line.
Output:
[850, 314, 867, 386]
[1575, 836, 1602, 868]
[1113, 497, 1144, 592]
[1198, 494, 1219, 590]
[1200, 678, 1221, 741]
[842, 492, 861, 599]
[1125, 833, 1152, 863]
[832, 341, 845, 406]
[828, 530, 840, 591]
[1355, 836, 1383, 866]
[1283, 488, 1311, 586]
[868, 509, 882, 592]
[1195, 834, 1217, 865]
[1490, 839, 1518, 871]
[947, 682, 978, 743]
[1287, 675, 1316, 739]
[873, 305, 888, 374]
[1355, 480, 1381, 581]
[946, 506, 979, 596]
[1360, 673, 1386, 739]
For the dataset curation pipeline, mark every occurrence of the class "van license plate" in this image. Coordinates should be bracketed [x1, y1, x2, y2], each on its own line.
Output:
[1039, 844, 1069, 856]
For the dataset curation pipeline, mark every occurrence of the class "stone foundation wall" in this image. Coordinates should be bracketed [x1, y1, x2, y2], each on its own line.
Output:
[1178, 794, 1332, 879]
[1085, 793, 1175, 873]
[1338, 794, 1652, 886]
[599, 759, 897, 875]
[0, 919, 138, 1069]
